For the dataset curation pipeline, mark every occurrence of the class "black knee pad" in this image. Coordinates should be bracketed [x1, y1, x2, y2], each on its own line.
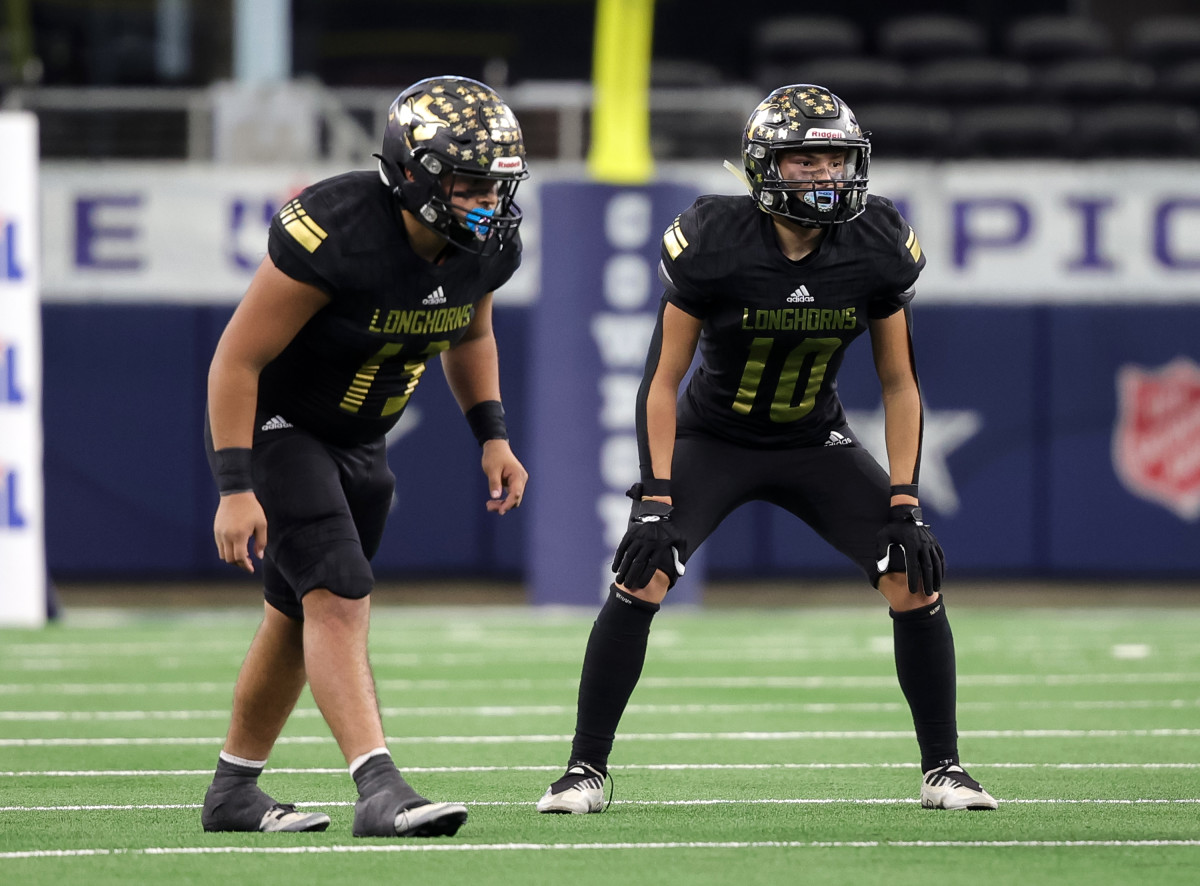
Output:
[271, 517, 375, 604]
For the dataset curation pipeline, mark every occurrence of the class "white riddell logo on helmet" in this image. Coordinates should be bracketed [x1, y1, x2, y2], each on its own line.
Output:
[422, 286, 446, 306]
[806, 129, 845, 139]
[787, 285, 814, 303]
[491, 156, 524, 172]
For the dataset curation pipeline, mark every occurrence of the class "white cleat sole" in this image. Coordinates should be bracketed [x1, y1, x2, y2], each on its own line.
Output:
[393, 802, 469, 836]
[921, 793, 999, 811]
[536, 789, 604, 814]
[258, 807, 332, 832]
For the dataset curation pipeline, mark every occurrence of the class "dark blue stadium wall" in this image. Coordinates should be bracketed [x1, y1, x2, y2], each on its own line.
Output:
[41, 301, 1200, 581]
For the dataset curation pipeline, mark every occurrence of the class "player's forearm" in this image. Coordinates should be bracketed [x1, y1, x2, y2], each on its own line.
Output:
[442, 335, 503, 410]
[881, 384, 923, 491]
[639, 380, 678, 500]
[207, 360, 261, 450]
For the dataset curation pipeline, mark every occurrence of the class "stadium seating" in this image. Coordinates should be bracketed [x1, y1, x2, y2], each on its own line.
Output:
[1128, 16, 1200, 69]
[851, 103, 956, 159]
[750, 15, 866, 66]
[952, 103, 1076, 159]
[756, 57, 911, 105]
[1072, 103, 1200, 158]
[876, 15, 990, 63]
[1004, 16, 1112, 65]
[742, 13, 1199, 160]
[11, 11, 1200, 160]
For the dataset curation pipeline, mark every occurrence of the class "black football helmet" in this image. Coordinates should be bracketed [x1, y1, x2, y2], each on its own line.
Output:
[376, 76, 528, 254]
[741, 84, 870, 227]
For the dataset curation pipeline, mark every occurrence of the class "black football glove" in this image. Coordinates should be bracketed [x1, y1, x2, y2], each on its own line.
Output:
[611, 489, 687, 591]
[875, 504, 945, 596]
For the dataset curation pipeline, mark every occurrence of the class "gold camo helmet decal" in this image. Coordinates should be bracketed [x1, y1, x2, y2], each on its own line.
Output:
[394, 93, 450, 144]
[397, 79, 526, 169]
[749, 85, 859, 141]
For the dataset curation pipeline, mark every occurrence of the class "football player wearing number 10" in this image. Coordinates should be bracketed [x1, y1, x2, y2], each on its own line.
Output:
[537, 84, 997, 814]
[201, 76, 529, 837]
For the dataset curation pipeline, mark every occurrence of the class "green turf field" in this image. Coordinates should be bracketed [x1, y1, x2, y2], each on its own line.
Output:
[2, 598, 1199, 885]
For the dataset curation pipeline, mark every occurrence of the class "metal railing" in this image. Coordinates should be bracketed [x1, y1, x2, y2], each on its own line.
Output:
[1, 79, 760, 163]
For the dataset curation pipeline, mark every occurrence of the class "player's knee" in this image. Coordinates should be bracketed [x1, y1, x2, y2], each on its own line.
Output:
[262, 603, 306, 644]
[278, 535, 375, 604]
[878, 572, 939, 611]
[301, 586, 371, 623]
[310, 552, 375, 601]
[618, 571, 671, 605]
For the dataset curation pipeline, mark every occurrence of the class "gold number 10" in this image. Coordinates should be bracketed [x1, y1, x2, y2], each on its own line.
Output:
[733, 336, 841, 422]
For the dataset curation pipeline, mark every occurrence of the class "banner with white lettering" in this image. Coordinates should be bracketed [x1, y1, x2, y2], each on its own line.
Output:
[529, 183, 704, 605]
[36, 161, 1200, 305]
[0, 113, 47, 627]
[38, 164, 540, 306]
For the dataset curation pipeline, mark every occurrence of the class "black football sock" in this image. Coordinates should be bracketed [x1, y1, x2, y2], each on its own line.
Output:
[351, 751, 427, 837]
[201, 753, 276, 831]
[890, 597, 960, 773]
[568, 584, 660, 771]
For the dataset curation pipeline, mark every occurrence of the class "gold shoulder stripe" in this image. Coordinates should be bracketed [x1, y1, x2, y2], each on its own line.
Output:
[279, 199, 328, 253]
[663, 217, 689, 260]
[905, 226, 922, 263]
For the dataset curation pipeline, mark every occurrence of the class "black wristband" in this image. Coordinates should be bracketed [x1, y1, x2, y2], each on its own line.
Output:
[630, 498, 674, 523]
[212, 447, 253, 496]
[626, 479, 671, 500]
[465, 400, 508, 446]
[890, 484, 918, 499]
[639, 477, 672, 498]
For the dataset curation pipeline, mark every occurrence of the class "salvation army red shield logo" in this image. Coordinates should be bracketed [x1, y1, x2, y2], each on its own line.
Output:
[1113, 357, 1200, 521]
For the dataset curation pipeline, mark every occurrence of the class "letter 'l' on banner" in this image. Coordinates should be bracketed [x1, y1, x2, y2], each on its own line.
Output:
[528, 182, 704, 606]
[0, 112, 47, 627]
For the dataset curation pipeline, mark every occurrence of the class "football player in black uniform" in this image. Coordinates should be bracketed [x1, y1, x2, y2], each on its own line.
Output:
[201, 76, 529, 837]
[537, 85, 996, 814]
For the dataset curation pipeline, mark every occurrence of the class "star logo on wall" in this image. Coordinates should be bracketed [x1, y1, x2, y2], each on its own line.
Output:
[844, 404, 982, 516]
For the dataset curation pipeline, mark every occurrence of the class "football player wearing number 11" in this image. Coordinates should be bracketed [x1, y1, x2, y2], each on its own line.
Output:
[537, 85, 997, 814]
[201, 76, 529, 838]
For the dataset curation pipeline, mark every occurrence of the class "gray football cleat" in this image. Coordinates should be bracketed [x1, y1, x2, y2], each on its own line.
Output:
[202, 782, 331, 833]
[354, 791, 468, 838]
[536, 762, 607, 814]
[920, 763, 998, 810]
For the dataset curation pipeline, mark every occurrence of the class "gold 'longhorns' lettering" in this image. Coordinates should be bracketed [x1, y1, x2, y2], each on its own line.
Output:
[740, 306, 857, 332]
[367, 305, 474, 336]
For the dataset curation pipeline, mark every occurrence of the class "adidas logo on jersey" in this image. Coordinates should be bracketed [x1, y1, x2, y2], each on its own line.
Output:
[824, 430, 853, 446]
[787, 285, 815, 303]
[261, 415, 293, 432]
[422, 286, 446, 306]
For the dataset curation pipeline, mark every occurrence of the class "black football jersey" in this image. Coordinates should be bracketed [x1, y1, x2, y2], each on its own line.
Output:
[258, 171, 521, 446]
[661, 193, 923, 448]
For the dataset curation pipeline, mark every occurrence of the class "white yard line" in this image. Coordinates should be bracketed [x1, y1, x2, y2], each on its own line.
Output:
[4, 798, 1200, 813]
[4, 728, 1200, 748]
[4, 839, 1200, 860]
[5, 761, 1200, 777]
[4, 671, 1200, 696]
[4, 697, 1198, 722]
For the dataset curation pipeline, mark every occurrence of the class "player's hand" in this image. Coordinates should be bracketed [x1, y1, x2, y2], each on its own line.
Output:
[213, 491, 267, 574]
[875, 504, 945, 595]
[612, 496, 687, 591]
[481, 439, 527, 515]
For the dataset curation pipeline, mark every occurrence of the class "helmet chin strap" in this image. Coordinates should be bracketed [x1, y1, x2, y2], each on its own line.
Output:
[374, 153, 436, 215]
